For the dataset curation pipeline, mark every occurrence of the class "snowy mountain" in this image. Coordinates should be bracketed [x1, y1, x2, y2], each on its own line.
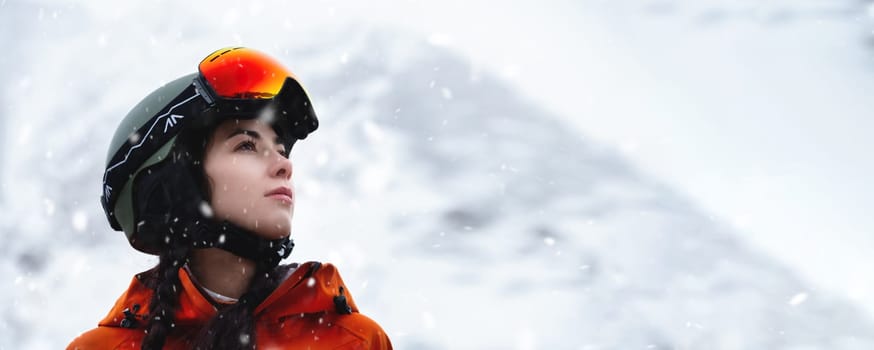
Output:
[2, 1, 874, 349]
[289, 29, 874, 349]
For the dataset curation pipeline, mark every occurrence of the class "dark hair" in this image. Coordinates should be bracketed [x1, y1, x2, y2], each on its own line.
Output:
[140, 236, 190, 350]
[138, 121, 292, 350]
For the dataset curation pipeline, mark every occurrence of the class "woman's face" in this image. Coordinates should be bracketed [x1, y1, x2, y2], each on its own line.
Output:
[202, 119, 294, 240]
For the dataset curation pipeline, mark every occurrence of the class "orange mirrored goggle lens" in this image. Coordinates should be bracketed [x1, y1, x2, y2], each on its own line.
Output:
[198, 47, 297, 99]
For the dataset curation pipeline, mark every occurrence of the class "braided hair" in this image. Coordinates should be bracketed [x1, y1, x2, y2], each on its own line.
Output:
[141, 240, 190, 350]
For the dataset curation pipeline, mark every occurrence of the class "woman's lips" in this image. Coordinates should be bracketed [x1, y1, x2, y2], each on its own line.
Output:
[265, 186, 294, 205]
[267, 193, 293, 204]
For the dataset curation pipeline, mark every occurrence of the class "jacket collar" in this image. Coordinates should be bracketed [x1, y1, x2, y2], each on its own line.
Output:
[98, 261, 359, 329]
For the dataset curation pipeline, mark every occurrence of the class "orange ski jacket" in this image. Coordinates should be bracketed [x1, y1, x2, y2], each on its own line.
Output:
[67, 261, 392, 349]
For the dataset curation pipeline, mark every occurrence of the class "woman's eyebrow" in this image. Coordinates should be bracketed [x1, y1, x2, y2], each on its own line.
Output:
[227, 128, 283, 145]
[227, 128, 261, 140]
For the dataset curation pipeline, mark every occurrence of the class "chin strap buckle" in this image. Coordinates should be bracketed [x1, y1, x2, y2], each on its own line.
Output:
[276, 237, 295, 260]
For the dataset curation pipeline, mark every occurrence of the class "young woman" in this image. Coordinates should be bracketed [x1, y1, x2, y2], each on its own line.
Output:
[67, 47, 392, 350]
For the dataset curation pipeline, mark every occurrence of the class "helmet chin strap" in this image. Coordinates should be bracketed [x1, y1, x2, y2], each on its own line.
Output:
[189, 218, 294, 269]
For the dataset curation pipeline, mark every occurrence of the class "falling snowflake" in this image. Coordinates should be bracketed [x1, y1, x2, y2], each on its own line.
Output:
[441, 87, 453, 100]
[71, 210, 88, 232]
[544, 237, 555, 246]
[789, 292, 808, 306]
[199, 201, 214, 218]
[238, 333, 250, 345]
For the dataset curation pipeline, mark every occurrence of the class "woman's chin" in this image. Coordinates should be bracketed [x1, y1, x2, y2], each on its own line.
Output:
[251, 219, 292, 240]
[219, 212, 291, 240]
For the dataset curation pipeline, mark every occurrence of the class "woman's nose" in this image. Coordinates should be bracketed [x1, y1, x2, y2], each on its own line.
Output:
[270, 153, 293, 180]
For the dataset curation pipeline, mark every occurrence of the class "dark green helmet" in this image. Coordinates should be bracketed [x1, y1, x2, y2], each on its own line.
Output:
[101, 47, 318, 255]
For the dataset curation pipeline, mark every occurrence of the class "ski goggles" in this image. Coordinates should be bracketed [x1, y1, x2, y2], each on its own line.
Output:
[190, 47, 319, 140]
[198, 47, 298, 100]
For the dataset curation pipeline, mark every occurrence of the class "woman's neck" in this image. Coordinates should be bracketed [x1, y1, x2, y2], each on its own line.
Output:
[188, 247, 256, 299]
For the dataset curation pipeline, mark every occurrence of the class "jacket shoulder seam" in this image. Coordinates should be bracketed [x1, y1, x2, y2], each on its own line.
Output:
[329, 312, 380, 345]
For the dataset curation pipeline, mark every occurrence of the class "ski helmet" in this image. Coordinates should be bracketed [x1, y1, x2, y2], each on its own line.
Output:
[101, 47, 318, 255]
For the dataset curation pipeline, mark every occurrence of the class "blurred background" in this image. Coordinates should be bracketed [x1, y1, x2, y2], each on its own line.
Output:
[1, 0, 874, 349]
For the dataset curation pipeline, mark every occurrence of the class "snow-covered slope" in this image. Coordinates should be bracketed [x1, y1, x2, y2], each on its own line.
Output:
[2, 1, 873, 349]
[289, 29, 874, 349]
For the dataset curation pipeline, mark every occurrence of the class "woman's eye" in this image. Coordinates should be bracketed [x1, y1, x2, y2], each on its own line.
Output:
[235, 140, 257, 152]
